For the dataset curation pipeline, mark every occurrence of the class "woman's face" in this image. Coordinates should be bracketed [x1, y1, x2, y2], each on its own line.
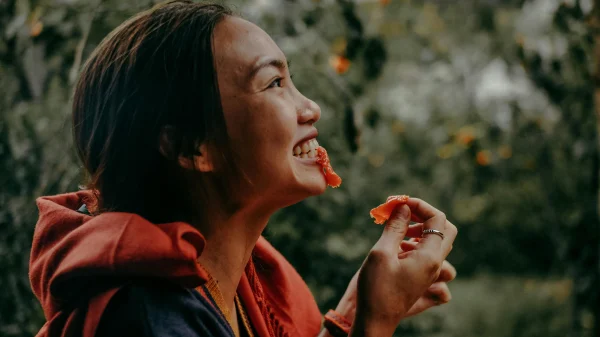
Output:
[212, 17, 326, 211]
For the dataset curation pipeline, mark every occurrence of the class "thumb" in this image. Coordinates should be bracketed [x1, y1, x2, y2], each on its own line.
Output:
[377, 204, 411, 251]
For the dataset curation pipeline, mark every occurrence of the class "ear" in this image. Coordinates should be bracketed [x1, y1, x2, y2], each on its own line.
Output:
[179, 143, 214, 173]
[159, 126, 214, 173]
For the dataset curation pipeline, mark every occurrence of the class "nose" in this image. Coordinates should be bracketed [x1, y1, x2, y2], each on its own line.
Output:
[297, 97, 321, 125]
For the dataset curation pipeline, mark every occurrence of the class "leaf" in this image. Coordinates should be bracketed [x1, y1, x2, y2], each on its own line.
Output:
[22, 44, 47, 99]
[4, 15, 27, 39]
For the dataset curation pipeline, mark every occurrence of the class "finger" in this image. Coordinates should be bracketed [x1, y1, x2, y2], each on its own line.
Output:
[405, 198, 442, 223]
[399, 237, 420, 254]
[435, 260, 457, 283]
[418, 219, 457, 262]
[406, 200, 457, 255]
[403, 282, 452, 317]
[411, 213, 424, 223]
[424, 282, 452, 304]
[438, 220, 458, 258]
[416, 215, 447, 252]
[376, 204, 411, 252]
[400, 240, 418, 253]
[406, 223, 424, 238]
[405, 198, 458, 259]
[403, 296, 437, 318]
[385, 196, 423, 222]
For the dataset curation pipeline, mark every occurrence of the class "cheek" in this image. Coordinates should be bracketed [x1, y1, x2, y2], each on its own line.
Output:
[225, 97, 296, 167]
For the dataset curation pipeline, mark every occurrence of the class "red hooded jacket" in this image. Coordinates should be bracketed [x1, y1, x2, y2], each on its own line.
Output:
[29, 191, 322, 337]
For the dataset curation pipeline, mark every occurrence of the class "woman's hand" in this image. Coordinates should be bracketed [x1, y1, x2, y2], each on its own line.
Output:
[400, 239, 456, 317]
[330, 254, 456, 328]
[348, 198, 457, 337]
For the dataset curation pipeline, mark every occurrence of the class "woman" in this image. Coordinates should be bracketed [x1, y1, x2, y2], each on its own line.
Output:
[29, 1, 458, 337]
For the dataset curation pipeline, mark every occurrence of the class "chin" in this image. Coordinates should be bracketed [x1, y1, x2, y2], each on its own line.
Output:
[290, 158, 327, 192]
[272, 176, 327, 208]
[308, 180, 327, 196]
[296, 174, 328, 198]
[266, 159, 328, 207]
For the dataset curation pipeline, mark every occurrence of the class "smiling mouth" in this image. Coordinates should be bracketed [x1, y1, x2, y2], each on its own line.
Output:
[293, 138, 319, 159]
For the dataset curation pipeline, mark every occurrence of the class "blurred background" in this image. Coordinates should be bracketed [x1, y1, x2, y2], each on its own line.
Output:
[1, 0, 599, 336]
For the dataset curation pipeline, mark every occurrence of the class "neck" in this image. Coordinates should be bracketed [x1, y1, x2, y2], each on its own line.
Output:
[196, 205, 271, 312]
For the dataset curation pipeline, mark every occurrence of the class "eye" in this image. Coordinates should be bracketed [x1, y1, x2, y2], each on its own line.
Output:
[268, 77, 283, 89]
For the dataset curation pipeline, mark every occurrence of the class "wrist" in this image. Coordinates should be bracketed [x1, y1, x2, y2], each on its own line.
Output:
[324, 310, 352, 337]
[349, 319, 395, 337]
[350, 309, 397, 337]
[334, 297, 356, 322]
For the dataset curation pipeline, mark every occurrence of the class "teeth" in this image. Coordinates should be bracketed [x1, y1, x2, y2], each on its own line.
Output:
[293, 138, 319, 158]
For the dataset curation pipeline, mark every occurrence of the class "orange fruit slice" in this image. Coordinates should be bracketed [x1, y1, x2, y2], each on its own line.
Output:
[316, 146, 342, 188]
[370, 195, 410, 224]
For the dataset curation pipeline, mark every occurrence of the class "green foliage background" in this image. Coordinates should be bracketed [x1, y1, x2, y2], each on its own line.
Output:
[1, 0, 598, 336]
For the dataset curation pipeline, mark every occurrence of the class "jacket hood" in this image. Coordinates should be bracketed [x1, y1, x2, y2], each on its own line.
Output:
[29, 190, 208, 334]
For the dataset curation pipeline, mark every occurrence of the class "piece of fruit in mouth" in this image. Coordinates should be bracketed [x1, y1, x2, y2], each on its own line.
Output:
[293, 138, 342, 188]
[315, 146, 342, 188]
[370, 195, 410, 224]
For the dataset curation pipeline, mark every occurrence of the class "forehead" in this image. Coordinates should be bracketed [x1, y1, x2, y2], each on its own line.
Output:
[212, 17, 284, 82]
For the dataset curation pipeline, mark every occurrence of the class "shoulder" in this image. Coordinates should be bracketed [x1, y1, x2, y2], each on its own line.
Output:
[96, 281, 234, 337]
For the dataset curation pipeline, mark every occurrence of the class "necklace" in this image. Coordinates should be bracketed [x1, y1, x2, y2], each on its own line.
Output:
[235, 295, 255, 337]
[203, 274, 254, 337]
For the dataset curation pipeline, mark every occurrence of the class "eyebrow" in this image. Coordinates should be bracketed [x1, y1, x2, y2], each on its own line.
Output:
[247, 58, 290, 81]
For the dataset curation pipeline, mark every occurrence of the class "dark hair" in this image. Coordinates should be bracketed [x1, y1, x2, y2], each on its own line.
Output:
[73, 0, 235, 224]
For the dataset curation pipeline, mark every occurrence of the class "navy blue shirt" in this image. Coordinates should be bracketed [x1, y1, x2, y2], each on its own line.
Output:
[96, 282, 235, 337]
